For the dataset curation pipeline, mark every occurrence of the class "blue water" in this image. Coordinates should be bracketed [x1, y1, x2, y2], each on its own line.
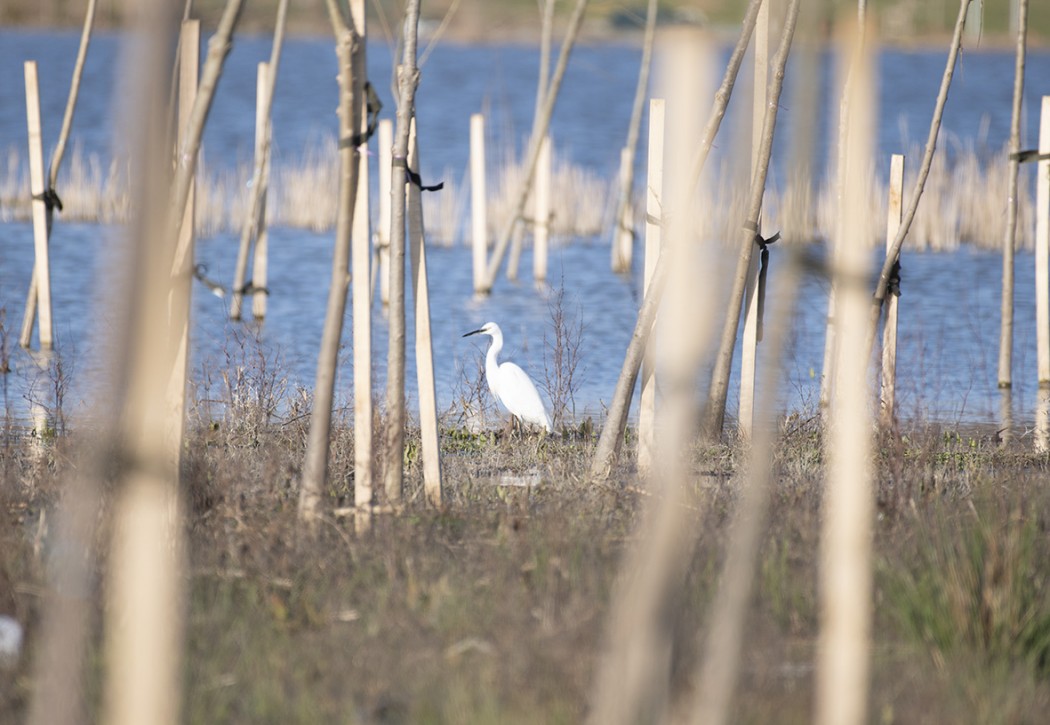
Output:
[1, 29, 1049, 428]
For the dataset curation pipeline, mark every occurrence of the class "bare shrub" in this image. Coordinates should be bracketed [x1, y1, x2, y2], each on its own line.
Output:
[542, 279, 584, 431]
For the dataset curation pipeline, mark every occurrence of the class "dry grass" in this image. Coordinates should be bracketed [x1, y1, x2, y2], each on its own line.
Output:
[2, 353, 1050, 723]
[3, 137, 1029, 252]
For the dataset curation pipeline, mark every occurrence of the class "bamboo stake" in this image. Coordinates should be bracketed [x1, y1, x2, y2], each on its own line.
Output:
[533, 135, 551, 285]
[300, 0, 363, 528]
[165, 19, 199, 464]
[102, 5, 232, 724]
[998, 0, 1028, 390]
[21, 62, 54, 351]
[349, 0, 373, 533]
[704, 0, 800, 440]
[230, 0, 288, 320]
[816, 22, 875, 725]
[407, 118, 443, 506]
[589, 33, 712, 724]
[589, 5, 761, 476]
[880, 154, 905, 426]
[637, 98, 664, 477]
[377, 118, 393, 305]
[611, 0, 658, 274]
[250, 63, 272, 319]
[470, 113, 487, 294]
[1037, 96, 1050, 389]
[481, 0, 589, 293]
[384, 2, 423, 504]
[21, 0, 97, 350]
[738, 0, 770, 438]
[866, 0, 973, 356]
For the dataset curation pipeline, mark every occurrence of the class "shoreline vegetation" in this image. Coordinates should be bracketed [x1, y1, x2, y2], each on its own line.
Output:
[5, 404, 1050, 722]
[0, 136, 1036, 252]
[2, 0, 1049, 46]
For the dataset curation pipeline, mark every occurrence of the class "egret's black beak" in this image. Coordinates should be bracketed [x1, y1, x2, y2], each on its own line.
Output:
[462, 328, 484, 338]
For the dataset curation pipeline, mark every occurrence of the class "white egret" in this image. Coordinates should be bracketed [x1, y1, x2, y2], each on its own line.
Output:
[463, 322, 553, 433]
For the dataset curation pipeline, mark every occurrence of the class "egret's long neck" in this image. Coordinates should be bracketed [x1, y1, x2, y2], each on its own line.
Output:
[485, 331, 503, 390]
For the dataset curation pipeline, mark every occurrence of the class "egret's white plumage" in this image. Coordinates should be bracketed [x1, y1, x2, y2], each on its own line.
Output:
[463, 322, 553, 433]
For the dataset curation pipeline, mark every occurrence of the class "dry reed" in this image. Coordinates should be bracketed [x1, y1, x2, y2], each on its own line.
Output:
[0, 138, 1035, 252]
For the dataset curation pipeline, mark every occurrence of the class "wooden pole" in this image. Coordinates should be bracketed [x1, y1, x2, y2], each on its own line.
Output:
[250, 63, 272, 319]
[165, 19, 199, 463]
[612, 0, 659, 275]
[349, 0, 374, 532]
[470, 113, 487, 294]
[300, 0, 363, 528]
[589, 4, 762, 476]
[638, 98, 663, 477]
[384, 3, 423, 505]
[21, 62, 54, 351]
[230, 0, 288, 320]
[1037, 96, 1050, 389]
[377, 118, 393, 306]
[866, 0, 974, 357]
[704, 0, 800, 440]
[816, 22, 875, 725]
[999, 0, 1029, 389]
[407, 118, 443, 506]
[533, 135, 551, 285]
[21, 0, 97, 351]
[1037, 388, 1049, 453]
[738, 0, 770, 438]
[481, 0, 589, 293]
[880, 154, 904, 426]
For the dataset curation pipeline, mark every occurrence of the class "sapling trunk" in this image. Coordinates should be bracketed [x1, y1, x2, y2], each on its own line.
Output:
[998, 0, 1028, 389]
[299, 0, 363, 528]
[704, 0, 801, 439]
[384, 0, 423, 503]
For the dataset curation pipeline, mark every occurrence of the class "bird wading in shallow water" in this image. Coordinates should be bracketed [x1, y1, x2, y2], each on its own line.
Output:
[462, 322, 553, 434]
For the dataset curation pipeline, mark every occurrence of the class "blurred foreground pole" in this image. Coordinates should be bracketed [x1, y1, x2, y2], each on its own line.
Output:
[998, 0, 1028, 390]
[300, 0, 364, 529]
[105, 0, 245, 722]
[816, 21, 875, 725]
[384, 0, 423, 504]
[588, 30, 713, 724]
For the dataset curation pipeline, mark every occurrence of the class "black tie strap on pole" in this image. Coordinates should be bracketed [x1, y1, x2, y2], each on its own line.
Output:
[1009, 149, 1050, 164]
[193, 263, 227, 298]
[887, 256, 902, 297]
[33, 187, 63, 213]
[339, 81, 382, 149]
[393, 156, 444, 192]
[748, 224, 781, 342]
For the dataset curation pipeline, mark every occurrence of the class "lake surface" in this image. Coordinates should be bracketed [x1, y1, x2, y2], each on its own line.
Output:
[1, 29, 1049, 430]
